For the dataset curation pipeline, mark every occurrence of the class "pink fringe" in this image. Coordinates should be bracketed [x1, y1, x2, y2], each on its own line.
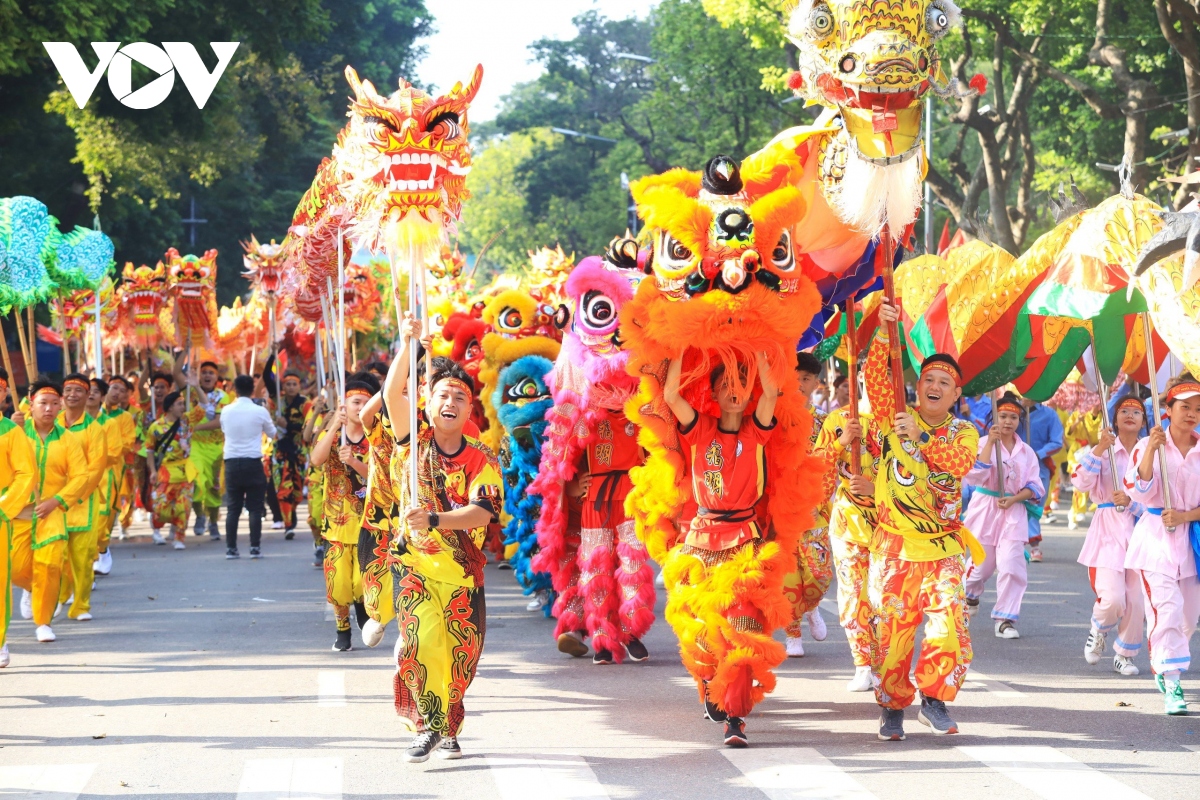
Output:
[616, 536, 656, 641]
[580, 543, 624, 662]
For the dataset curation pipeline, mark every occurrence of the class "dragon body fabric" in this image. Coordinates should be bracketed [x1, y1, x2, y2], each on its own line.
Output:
[529, 240, 656, 661]
[621, 150, 825, 717]
[494, 354, 555, 605]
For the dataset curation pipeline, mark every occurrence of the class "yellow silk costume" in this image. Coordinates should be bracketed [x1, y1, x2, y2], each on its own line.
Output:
[12, 422, 89, 627]
[98, 406, 137, 553]
[56, 411, 108, 618]
[0, 418, 37, 649]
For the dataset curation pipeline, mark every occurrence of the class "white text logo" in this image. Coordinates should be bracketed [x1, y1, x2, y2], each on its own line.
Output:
[42, 42, 240, 110]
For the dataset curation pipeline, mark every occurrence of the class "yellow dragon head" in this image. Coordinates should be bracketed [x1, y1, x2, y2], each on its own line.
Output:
[165, 247, 219, 347]
[241, 234, 285, 296]
[118, 261, 168, 347]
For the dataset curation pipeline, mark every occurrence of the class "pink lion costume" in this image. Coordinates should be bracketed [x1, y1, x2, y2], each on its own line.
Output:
[530, 237, 656, 662]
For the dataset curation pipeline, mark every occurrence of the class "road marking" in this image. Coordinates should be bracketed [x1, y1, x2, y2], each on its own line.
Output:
[324, 603, 335, 622]
[0, 763, 96, 799]
[958, 746, 1152, 800]
[1184, 745, 1200, 752]
[486, 755, 611, 800]
[965, 670, 1025, 697]
[722, 747, 876, 800]
[318, 669, 346, 707]
[236, 758, 342, 800]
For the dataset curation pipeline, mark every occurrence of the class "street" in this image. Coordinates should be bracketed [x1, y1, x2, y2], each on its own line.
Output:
[3, 512, 1199, 800]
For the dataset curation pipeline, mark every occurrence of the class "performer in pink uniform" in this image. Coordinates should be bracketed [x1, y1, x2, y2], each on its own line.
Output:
[963, 393, 1045, 640]
[1124, 379, 1200, 715]
[1074, 395, 1146, 676]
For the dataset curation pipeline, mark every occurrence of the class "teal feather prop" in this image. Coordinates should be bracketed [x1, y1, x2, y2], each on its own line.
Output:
[0, 196, 56, 309]
[54, 226, 115, 290]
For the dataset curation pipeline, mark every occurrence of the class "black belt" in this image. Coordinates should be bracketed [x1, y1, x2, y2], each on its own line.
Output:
[696, 506, 758, 524]
[591, 470, 629, 523]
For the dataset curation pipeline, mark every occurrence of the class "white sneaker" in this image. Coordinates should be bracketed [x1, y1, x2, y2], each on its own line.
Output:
[173, 540, 186, 550]
[95, 550, 112, 576]
[151, 530, 166, 545]
[785, 636, 805, 657]
[36, 625, 55, 642]
[271, 520, 284, 530]
[1067, 516, 1078, 530]
[847, 665, 874, 692]
[0, 644, 8, 667]
[525, 589, 549, 612]
[1084, 629, 1106, 665]
[53, 601, 64, 620]
[805, 608, 828, 641]
[361, 618, 386, 648]
[114, 524, 127, 540]
[1114, 655, 1140, 676]
[19, 590, 32, 620]
[655, 570, 666, 588]
[75, 612, 93, 621]
[995, 620, 1020, 639]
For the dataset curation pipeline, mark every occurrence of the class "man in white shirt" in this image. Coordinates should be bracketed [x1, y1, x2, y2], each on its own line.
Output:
[220, 375, 277, 559]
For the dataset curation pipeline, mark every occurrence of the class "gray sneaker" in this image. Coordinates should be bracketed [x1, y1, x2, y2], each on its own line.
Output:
[878, 707, 905, 741]
[403, 731, 442, 763]
[917, 695, 959, 735]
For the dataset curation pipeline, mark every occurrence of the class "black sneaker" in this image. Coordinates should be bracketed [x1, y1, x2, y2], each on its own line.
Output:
[626, 638, 649, 662]
[209, 531, 222, 541]
[249, 547, 262, 559]
[404, 731, 442, 763]
[226, 548, 240, 560]
[878, 707, 905, 741]
[332, 628, 352, 652]
[313, 546, 326, 568]
[593, 648, 614, 665]
[723, 717, 748, 747]
[436, 735, 462, 760]
[703, 684, 728, 723]
[355, 601, 371, 630]
[496, 560, 513, 570]
[284, 529, 296, 540]
[917, 695, 958, 735]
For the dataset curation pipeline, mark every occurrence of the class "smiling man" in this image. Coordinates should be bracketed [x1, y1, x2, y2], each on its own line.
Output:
[385, 315, 502, 764]
[865, 301, 980, 742]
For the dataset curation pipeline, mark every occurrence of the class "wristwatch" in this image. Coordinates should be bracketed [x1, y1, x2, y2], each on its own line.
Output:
[428, 511, 439, 529]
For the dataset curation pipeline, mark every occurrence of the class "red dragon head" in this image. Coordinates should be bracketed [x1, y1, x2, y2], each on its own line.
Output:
[165, 248, 218, 346]
[342, 260, 383, 333]
[336, 65, 483, 252]
[241, 235, 285, 296]
[118, 261, 168, 346]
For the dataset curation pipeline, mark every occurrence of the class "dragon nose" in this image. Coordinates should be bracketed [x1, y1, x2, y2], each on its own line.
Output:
[721, 259, 748, 291]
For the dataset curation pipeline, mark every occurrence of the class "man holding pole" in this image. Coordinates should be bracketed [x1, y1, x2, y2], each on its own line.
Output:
[176, 359, 231, 540]
[867, 300, 979, 741]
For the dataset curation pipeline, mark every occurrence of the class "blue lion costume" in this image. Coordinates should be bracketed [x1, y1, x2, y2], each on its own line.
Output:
[494, 353, 556, 613]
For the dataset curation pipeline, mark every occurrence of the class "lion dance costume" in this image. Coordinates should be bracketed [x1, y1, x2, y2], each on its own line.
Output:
[622, 151, 825, 719]
[530, 239, 656, 661]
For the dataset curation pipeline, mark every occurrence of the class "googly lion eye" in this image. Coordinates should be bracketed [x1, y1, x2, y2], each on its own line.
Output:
[505, 376, 542, 402]
[499, 307, 522, 330]
[769, 230, 795, 273]
[928, 4, 951, 37]
[581, 290, 616, 329]
[667, 238, 692, 262]
[810, 4, 834, 38]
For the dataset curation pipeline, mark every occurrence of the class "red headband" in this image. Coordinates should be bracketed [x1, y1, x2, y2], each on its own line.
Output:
[32, 385, 61, 399]
[1116, 396, 1145, 414]
[346, 388, 374, 400]
[996, 399, 1022, 416]
[1166, 381, 1200, 404]
[433, 376, 474, 399]
[922, 361, 961, 386]
[63, 378, 90, 391]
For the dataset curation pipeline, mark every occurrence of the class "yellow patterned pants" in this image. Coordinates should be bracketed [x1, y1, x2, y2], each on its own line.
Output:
[359, 527, 395, 626]
[191, 440, 224, 515]
[782, 526, 833, 637]
[831, 536, 874, 667]
[57, 517, 104, 618]
[392, 566, 486, 736]
[323, 541, 362, 631]
[869, 553, 972, 710]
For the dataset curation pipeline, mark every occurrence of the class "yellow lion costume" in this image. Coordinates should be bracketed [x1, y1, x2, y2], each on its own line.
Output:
[622, 149, 826, 720]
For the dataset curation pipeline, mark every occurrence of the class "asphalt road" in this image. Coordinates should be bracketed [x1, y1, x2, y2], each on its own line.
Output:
[3, 510, 1199, 799]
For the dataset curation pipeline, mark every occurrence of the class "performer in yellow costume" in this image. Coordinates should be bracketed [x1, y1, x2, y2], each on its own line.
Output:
[144, 388, 206, 546]
[95, 377, 137, 576]
[0, 368, 37, 667]
[12, 380, 89, 643]
[357, 390, 397, 647]
[180, 360, 232, 539]
[55, 374, 109, 621]
[303, 394, 330, 567]
[310, 375, 377, 652]
[866, 301, 980, 742]
[782, 353, 834, 658]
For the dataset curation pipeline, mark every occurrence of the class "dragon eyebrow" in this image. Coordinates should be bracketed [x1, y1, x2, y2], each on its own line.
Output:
[426, 110, 460, 128]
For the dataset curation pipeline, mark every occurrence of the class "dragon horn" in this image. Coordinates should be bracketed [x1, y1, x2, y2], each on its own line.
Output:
[345, 65, 365, 100]
[455, 64, 484, 104]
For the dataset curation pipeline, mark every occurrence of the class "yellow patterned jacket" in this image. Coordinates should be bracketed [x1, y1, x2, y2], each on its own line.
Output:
[0, 417, 37, 526]
[813, 405, 879, 547]
[57, 411, 108, 533]
[23, 421, 90, 548]
[863, 332, 980, 563]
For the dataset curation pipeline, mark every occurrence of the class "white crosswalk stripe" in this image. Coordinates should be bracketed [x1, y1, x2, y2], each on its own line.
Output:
[0, 763, 96, 799]
[317, 669, 346, 707]
[722, 747, 877, 800]
[958, 746, 1153, 800]
[236, 757, 343, 800]
[486, 755, 611, 800]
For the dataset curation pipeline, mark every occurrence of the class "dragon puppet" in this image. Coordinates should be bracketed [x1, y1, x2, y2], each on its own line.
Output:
[165, 247, 219, 349]
[53, 276, 117, 347]
[441, 310, 489, 429]
[529, 236, 656, 662]
[621, 150, 825, 719]
[282, 64, 482, 316]
[116, 261, 169, 352]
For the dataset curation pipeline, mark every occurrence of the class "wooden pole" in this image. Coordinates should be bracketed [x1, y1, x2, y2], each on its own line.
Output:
[0, 315, 16, 395]
[1142, 313, 1174, 530]
[844, 299, 861, 475]
[877, 226, 906, 411]
[14, 307, 33, 389]
[269, 301, 281, 415]
[1088, 335, 1124, 511]
[990, 391, 1006, 499]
